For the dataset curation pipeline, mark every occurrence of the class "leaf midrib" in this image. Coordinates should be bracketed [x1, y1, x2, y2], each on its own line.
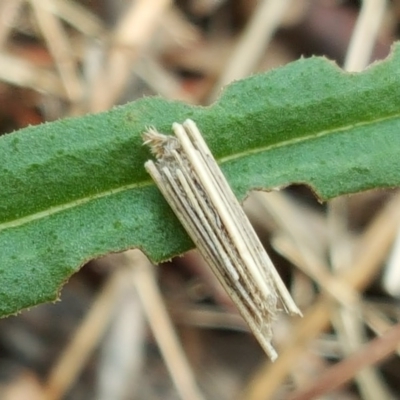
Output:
[2, 111, 397, 233]
[219, 112, 399, 164]
[0, 180, 151, 232]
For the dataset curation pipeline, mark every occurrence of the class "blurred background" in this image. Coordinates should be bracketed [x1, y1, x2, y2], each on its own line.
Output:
[0, 0, 400, 399]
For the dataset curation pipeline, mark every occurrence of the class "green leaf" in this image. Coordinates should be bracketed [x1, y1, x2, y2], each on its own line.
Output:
[2, 44, 400, 317]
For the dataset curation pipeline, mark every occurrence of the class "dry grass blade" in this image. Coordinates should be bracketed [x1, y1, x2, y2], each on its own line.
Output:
[30, 0, 83, 102]
[345, 0, 388, 71]
[89, 0, 172, 112]
[96, 277, 145, 400]
[0, 52, 66, 97]
[172, 304, 248, 331]
[134, 57, 195, 102]
[383, 226, 400, 296]
[239, 192, 400, 400]
[158, 7, 200, 49]
[287, 322, 400, 400]
[363, 304, 400, 356]
[38, 0, 105, 37]
[247, 191, 328, 257]
[272, 236, 359, 307]
[273, 232, 400, 363]
[208, 0, 292, 103]
[43, 270, 130, 400]
[128, 250, 206, 400]
[0, 370, 45, 400]
[0, 0, 24, 48]
[333, 310, 393, 400]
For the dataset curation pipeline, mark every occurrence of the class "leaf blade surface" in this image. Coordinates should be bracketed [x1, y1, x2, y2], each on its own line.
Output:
[1, 45, 400, 316]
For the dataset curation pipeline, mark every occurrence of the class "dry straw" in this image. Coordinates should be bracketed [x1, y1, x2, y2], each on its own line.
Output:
[143, 119, 301, 360]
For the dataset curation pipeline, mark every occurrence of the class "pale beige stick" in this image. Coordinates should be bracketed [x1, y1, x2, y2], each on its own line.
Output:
[383, 226, 400, 296]
[239, 192, 400, 400]
[0, 371, 45, 400]
[134, 57, 196, 103]
[363, 304, 400, 356]
[38, 0, 105, 37]
[248, 192, 362, 312]
[96, 274, 145, 400]
[0, 0, 24, 48]
[30, 0, 83, 102]
[0, 52, 66, 97]
[128, 250, 206, 400]
[273, 236, 359, 309]
[248, 191, 326, 311]
[43, 269, 130, 400]
[172, 305, 248, 332]
[247, 191, 328, 258]
[90, 0, 172, 112]
[345, 0, 388, 72]
[188, 0, 226, 16]
[157, 7, 200, 51]
[208, 0, 291, 103]
[112, 0, 170, 49]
